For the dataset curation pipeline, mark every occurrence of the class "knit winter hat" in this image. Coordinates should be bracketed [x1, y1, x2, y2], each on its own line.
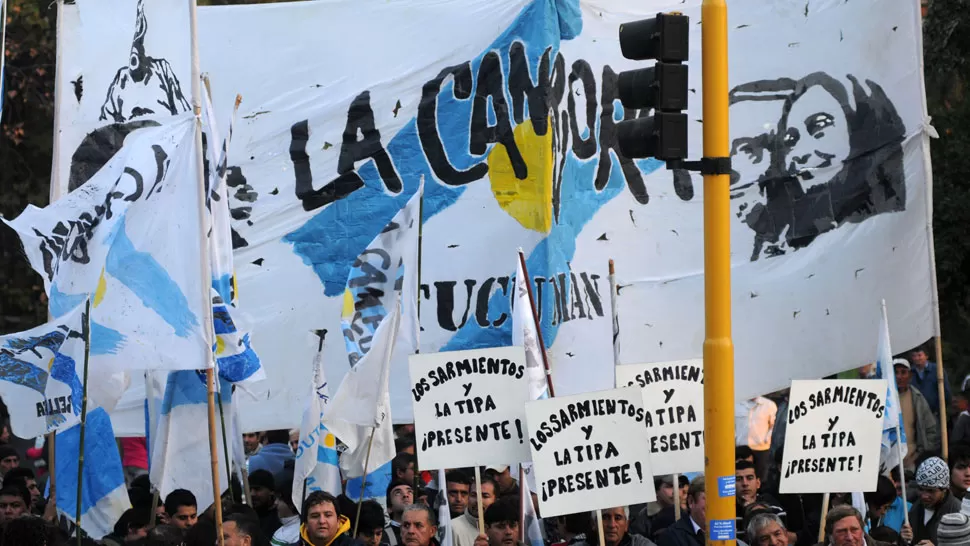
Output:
[938, 513, 970, 546]
[917, 456, 951, 489]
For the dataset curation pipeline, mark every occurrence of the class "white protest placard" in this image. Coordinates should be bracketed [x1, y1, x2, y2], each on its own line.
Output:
[410, 347, 531, 470]
[526, 387, 655, 518]
[780, 379, 887, 493]
[616, 360, 704, 475]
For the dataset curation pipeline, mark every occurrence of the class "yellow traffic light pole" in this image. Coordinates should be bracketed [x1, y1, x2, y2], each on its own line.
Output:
[701, 1, 735, 545]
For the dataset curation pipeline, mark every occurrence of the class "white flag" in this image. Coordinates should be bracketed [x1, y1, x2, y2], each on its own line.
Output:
[5, 114, 212, 372]
[0, 301, 88, 438]
[876, 301, 908, 473]
[513, 251, 548, 402]
[293, 344, 342, 511]
[435, 469, 454, 546]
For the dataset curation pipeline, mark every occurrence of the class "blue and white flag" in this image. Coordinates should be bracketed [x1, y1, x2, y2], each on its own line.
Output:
[202, 88, 262, 385]
[149, 370, 231, 511]
[0, 301, 87, 439]
[345, 461, 394, 506]
[52, 407, 130, 540]
[292, 341, 341, 511]
[5, 114, 212, 372]
[513, 252, 547, 498]
[325, 184, 421, 481]
[875, 301, 908, 473]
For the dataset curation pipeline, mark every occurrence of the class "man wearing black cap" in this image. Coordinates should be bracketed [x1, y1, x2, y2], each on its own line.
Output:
[0, 446, 19, 484]
[250, 469, 283, 538]
[274, 462, 301, 546]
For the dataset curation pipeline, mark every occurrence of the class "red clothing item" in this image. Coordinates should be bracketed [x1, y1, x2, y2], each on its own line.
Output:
[119, 437, 149, 470]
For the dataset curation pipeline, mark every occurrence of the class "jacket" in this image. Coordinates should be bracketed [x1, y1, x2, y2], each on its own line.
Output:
[907, 387, 941, 458]
[452, 512, 481, 546]
[573, 532, 658, 546]
[911, 361, 952, 415]
[877, 496, 911, 533]
[812, 535, 893, 546]
[909, 491, 963, 545]
[249, 443, 296, 477]
[657, 515, 703, 546]
[272, 515, 301, 546]
[298, 515, 364, 546]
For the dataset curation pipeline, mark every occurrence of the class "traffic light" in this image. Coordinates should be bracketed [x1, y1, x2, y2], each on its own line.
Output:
[616, 13, 690, 161]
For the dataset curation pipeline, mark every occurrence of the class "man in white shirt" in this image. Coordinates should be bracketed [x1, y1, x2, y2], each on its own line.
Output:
[453, 476, 498, 546]
[735, 396, 777, 481]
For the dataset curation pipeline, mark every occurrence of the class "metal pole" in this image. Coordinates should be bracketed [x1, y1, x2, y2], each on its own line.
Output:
[701, 1, 735, 544]
[75, 298, 92, 546]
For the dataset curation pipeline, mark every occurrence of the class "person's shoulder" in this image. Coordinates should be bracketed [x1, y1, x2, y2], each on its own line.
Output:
[630, 532, 658, 546]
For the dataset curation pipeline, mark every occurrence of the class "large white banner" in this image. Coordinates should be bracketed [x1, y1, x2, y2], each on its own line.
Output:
[56, 0, 935, 430]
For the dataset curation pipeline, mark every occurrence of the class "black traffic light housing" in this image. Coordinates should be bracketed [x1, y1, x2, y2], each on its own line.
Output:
[615, 13, 690, 162]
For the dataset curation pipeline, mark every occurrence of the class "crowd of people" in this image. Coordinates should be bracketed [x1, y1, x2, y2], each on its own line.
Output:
[0, 347, 966, 546]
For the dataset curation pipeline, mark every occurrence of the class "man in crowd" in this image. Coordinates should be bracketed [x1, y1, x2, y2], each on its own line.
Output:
[0, 484, 29, 524]
[447, 470, 472, 520]
[102, 506, 152, 546]
[273, 463, 301, 546]
[632, 476, 688, 539]
[473, 498, 521, 546]
[880, 468, 912, 532]
[385, 480, 415, 546]
[356, 500, 386, 546]
[401, 504, 439, 546]
[824, 506, 873, 546]
[453, 476, 498, 546]
[950, 444, 970, 500]
[484, 466, 518, 499]
[863, 476, 898, 531]
[735, 459, 786, 536]
[300, 491, 355, 546]
[658, 477, 705, 546]
[223, 512, 268, 546]
[937, 513, 970, 546]
[551, 512, 591, 546]
[0, 446, 18, 483]
[745, 513, 788, 546]
[894, 358, 940, 470]
[244, 432, 263, 457]
[601, 507, 657, 546]
[3, 468, 40, 514]
[394, 453, 418, 487]
[902, 456, 963, 545]
[909, 346, 952, 417]
[164, 488, 198, 533]
[250, 429, 296, 476]
[250, 469, 282, 538]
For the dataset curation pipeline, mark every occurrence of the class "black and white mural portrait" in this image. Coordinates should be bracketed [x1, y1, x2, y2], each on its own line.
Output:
[727, 73, 907, 260]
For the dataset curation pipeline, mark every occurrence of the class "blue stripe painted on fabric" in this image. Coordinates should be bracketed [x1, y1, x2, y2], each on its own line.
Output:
[345, 461, 393, 502]
[49, 284, 126, 356]
[217, 338, 260, 383]
[54, 408, 126, 515]
[317, 445, 339, 466]
[49, 352, 83, 415]
[105, 220, 199, 337]
[160, 370, 231, 416]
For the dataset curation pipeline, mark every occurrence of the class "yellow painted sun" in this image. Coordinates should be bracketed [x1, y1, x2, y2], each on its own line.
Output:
[487, 117, 553, 233]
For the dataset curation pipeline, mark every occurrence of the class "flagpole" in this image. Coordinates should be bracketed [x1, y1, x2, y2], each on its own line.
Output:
[817, 493, 830, 543]
[352, 427, 377, 538]
[188, 0, 223, 540]
[474, 466, 486, 535]
[517, 250, 555, 397]
[74, 298, 92, 546]
[215, 374, 234, 504]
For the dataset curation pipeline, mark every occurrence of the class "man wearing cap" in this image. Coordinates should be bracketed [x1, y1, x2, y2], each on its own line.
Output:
[0, 446, 18, 484]
[894, 358, 940, 470]
[937, 513, 970, 546]
[249, 469, 282, 538]
[901, 457, 962, 545]
[484, 466, 518, 499]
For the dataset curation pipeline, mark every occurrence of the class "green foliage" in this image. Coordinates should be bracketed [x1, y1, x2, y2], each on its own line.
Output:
[925, 0, 970, 382]
[0, 0, 55, 331]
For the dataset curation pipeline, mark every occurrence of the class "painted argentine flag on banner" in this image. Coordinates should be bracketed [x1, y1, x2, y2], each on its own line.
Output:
[874, 301, 908, 473]
[4, 114, 212, 372]
[293, 337, 341, 511]
[201, 88, 262, 385]
[0, 301, 87, 439]
[52, 408, 130, 540]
